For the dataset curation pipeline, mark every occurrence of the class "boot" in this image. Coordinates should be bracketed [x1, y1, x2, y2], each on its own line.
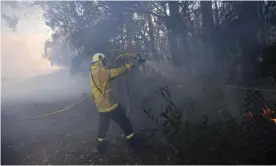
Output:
[126, 135, 144, 150]
[96, 140, 108, 153]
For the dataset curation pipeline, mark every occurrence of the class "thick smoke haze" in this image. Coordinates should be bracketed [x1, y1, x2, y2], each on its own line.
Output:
[2, 69, 91, 103]
[1, 4, 90, 104]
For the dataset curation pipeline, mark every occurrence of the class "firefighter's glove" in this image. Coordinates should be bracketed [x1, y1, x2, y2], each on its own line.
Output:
[134, 53, 146, 65]
[96, 140, 108, 153]
[137, 58, 146, 65]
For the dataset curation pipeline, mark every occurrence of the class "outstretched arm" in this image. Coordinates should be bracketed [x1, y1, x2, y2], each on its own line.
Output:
[109, 63, 135, 80]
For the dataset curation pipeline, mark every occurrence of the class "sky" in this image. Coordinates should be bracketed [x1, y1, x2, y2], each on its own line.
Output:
[1, 3, 59, 82]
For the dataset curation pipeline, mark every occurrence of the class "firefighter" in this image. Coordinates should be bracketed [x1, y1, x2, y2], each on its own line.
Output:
[89, 53, 145, 152]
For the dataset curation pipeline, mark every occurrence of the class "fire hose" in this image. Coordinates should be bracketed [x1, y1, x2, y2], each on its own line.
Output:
[23, 53, 145, 121]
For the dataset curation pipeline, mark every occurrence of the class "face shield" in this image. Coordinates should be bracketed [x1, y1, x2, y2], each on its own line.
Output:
[90, 56, 109, 68]
[101, 57, 108, 68]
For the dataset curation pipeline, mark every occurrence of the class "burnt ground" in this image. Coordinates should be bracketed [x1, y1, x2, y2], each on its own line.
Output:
[2, 96, 276, 165]
[1, 97, 179, 165]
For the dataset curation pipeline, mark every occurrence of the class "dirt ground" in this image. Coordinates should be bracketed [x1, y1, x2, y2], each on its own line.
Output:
[1, 97, 179, 165]
[2, 95, 276, 165]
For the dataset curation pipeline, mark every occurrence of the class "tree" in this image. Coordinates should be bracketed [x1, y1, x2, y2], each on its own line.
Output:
[31, 0, 276, 81]
[200, 1, 215, 72]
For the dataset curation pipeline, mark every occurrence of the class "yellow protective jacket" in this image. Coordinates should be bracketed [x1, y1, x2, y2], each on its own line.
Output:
[90, 61, 135, 112]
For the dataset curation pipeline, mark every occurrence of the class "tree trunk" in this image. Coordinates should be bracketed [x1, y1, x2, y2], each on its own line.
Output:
[237, 2, 261, 84]
[214, 1, 220, 27]
[180, 1, 193, 72]
[183, 1, 194, 35]
[258, 1, 266, 47]
[155, 27, 161, 61]
[201, 1, 215, 73]
[147, 14, 157, 61]
[168, 1, 182, 67]
[121, 24, 125, 52]
[236, 2, 263, 113]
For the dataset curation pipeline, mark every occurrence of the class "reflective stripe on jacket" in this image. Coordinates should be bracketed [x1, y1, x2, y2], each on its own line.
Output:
[90, 61, 135, 112]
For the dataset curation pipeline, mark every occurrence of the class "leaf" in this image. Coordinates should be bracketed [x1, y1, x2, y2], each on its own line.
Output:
[151, 115, 155, 121]
[176, 112, 182, 120]
[165, 108, 169, 114]
[163, 120, 169, 126]
[142, 108, 152, 118]
[164, 85, 171, 98]
[148, 108, 152, 114]
[160, 112, 169, 120]
[143, 108, 149, 116]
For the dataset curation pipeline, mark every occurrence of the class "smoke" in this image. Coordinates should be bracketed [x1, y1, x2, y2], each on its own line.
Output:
[1, 13, 18, 32]
[2, 68, 91, 104]
[0, 2, 242, 125]
[1, 4, 91, 105]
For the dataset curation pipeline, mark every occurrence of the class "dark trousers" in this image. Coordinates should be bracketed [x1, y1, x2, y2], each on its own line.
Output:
[98, 105, 134, 139]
